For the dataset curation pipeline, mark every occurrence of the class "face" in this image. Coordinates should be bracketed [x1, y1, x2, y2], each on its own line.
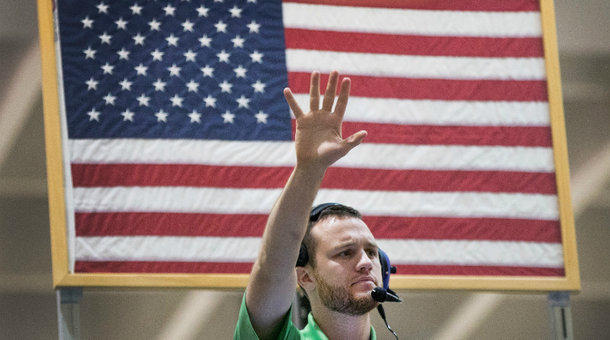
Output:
[306, 216, 382, 315]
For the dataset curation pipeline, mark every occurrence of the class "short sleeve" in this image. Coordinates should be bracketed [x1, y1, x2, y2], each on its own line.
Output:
[233, 292, 299, 340]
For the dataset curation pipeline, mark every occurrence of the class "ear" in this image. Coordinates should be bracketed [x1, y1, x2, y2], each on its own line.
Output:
[296, 266, 315, 292]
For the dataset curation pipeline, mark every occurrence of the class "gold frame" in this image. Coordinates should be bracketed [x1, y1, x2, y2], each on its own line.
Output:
[39, 0, 580, 291]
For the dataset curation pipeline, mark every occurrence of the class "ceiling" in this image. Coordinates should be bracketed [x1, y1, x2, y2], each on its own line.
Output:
[0, 1, 608, 339]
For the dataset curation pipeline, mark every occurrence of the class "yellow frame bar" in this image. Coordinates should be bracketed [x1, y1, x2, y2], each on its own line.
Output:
[39, 0, 580, 291]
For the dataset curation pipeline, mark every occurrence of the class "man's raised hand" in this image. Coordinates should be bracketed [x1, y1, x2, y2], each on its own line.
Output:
[283, 71, 367, 170]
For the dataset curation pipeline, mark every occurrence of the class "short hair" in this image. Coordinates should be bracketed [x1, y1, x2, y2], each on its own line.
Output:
[300, 204, 362, 268]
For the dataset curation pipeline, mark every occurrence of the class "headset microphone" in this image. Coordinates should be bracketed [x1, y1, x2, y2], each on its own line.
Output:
[371, 287, 402, 303]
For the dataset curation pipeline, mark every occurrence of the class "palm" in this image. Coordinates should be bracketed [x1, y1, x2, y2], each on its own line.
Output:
[284, 71, 367, 169]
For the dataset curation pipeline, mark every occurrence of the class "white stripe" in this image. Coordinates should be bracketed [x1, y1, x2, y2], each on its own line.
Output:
[69, 139, 555, 172]
[292, 95, 550, 126]
[73, 187, 559, 220]
[282, 3, 542, 37]
[75, 236, 563, 267]
[286, 49, 545, 80]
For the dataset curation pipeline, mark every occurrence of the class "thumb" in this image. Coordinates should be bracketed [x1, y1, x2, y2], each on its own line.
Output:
[342, 130, 367, 150]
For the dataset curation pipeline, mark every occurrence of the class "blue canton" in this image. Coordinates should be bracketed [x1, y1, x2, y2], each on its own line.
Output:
[57, 0, 291, 140]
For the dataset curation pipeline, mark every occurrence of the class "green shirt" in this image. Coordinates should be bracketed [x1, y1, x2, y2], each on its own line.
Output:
[234, 293, 376, 340]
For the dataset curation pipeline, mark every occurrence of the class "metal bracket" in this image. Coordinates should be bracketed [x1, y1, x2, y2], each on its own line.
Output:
[548, 291, 573, 340]
[56, 287, 83, 340]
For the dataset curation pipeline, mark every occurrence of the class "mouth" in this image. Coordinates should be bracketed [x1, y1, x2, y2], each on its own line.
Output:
[352, 276, 376, 286]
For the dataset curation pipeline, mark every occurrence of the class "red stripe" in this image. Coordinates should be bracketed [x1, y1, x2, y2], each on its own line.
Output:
[284, 29, 544, 57]
[75, 261, 253, 274]
[74, 261, 563, 276]
[394, 264, 564, 276]
[75, 213, 561, 243]
[288, 72, 548, 101]
[71, 164, 558, 194]
[292, 120, 553, 147]
[284, 0, 540, 11]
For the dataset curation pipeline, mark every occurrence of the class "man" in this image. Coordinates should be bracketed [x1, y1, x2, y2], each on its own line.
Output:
[234, 70, 381, 340]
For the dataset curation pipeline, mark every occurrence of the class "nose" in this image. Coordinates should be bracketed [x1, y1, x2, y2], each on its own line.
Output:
[356, 249, 373, 273]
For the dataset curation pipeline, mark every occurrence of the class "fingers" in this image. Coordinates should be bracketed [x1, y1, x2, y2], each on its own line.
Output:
[284, 88, 304, 119]
[309, 71, 320, 111]
[322, 70, 339, 112]
[334, 78, 351, 120]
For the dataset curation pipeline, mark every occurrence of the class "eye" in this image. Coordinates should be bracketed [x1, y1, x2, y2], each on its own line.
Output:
[366, 248, 378, 258]
[338, 250, 352, 257]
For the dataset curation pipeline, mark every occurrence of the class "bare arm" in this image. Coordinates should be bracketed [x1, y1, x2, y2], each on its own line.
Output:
[245, 71, 367, 339]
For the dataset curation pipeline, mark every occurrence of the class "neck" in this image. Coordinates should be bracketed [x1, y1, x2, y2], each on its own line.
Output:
[311, 306, 371, 340]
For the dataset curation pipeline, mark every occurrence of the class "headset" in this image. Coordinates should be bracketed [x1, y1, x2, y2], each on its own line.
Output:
[296, 203, 402, 339]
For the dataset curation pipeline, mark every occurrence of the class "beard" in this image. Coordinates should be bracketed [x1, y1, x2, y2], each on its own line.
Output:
[312, 271, 378, 315]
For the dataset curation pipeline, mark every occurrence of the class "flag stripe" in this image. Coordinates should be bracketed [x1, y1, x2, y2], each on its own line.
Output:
[294, 121, 553, 147]
[69, 139, 555, 172]
[72, 187, 559, 220]
[284, 29, 544, 57]
[283, 0, 541, 12]
[283, 3, 542, 37]
[286, 49, 546, 80]
[292, 95, 551, 126]
[74, 212, 561, 243]
[74, 236, 563, 267]
[288, 72, 548, 101]
[74, 261, 563, 276]
[72, 164, 557, 194]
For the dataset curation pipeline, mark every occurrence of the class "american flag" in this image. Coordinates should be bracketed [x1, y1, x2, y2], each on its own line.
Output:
[56, 0, 564, 278]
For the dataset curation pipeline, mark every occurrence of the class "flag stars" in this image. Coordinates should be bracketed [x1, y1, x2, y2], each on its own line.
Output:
[96, 2, 109, 14]
[201, 65, 214, 77]
[204, 95, 217, 108]
[186, 80, 199, 92]
[103, 93, 116, 105]
[250, 50, 263, 63]
[101, 63, 114, 74]
[236, 95, 250, 109]
[119, 78, 133, 91]
[167, 64, 181, 77]
[231, 35, 245, 48]
[255, 111, 268, 124]
[229, 6, 242, 18]
[137, 94, 150, 106]
[151, 49, 164, 61]
[115, 18, 127, 30]
[134, 63, 148, 76]
[188, 110, 202, 123]
[234, 65, 247, 78]
[130, 3, 142, 15]
[87, 109, 101, 121]
[121, 109, 134, 122]
[214, 20, 227, 33]
[148, 19, 161, 31]
[222, 110, 235, 123]
[163, 4, 176, 16]
[153, 78, 167, 92]
[166, 34, 179, 46]
[183, 50, 197, 62]
[182, 20, 194, 32]
[117, 48, 130, 60]
[247, 20, 260, 33]
[199, 35, 212, 47]
[133, 33, 145, 45]
[83, 47, 96, 59]
[170, 94, 184, 107]
[219, 80, 233, 93]
[217, 50, 230, 63]
[81, 16, 94, 29]
[85, 78, 98, 90]
[98, 32, 112, 44]
[251, 80, 266, 93]
[196, 5, 209, 17]
[155, 110, 168, 122]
